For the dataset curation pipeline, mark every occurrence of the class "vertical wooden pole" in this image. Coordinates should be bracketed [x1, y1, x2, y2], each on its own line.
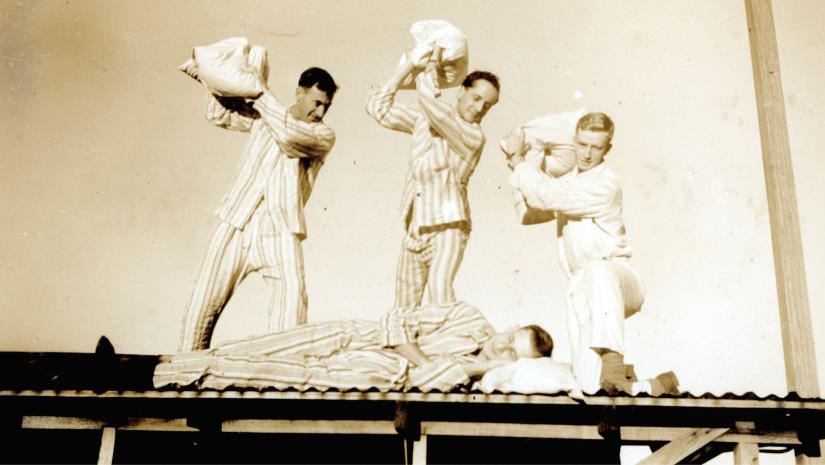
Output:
[97, 427, 116, 465]
[734, 443, 760, 465]
[734, 423, 760, 465]
[412, 434, 428, 465]
[743, 0, 820, 398]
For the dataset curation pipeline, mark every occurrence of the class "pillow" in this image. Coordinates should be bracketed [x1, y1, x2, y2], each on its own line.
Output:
[478, 357, 582, 398]
[501, 108, 587, 225]
[179, 37, 268, 98]
[397, 19, 469, 89]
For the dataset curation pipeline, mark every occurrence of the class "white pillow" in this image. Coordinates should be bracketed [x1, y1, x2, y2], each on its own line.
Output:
[478, 357, 582, 397]
[179, 37, 268, 98]
[397, 19, 469, 89]
[501, 108, 587, 225]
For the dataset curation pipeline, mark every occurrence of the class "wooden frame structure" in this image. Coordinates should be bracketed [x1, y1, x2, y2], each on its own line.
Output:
[1, 387, 824, 464]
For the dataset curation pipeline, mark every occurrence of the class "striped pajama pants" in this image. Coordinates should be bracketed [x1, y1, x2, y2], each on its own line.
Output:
[393, 223, 469, 308]
[159, 320, 408, 391]
[179, 204, 307, 352]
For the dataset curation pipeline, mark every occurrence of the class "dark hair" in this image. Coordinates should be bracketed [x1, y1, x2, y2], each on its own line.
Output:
[576, 112, 614, 139]
[298, 67, 338, 98]
[523, 324, 554, 357]
[462, 70, 500, 93]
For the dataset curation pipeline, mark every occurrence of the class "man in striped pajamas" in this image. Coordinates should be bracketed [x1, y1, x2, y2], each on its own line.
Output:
[179, 67, 338, 352]
[155, 301, 554, 392]
[366, 49, 500, 308]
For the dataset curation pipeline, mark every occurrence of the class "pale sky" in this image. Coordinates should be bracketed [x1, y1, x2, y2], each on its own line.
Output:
[2, 0, 823, 412]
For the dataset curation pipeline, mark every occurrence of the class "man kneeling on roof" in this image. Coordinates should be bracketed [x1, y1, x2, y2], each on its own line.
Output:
[154, 301, 554, 392]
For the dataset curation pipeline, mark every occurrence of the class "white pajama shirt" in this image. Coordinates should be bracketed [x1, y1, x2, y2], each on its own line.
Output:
[511, 162, 645, 394]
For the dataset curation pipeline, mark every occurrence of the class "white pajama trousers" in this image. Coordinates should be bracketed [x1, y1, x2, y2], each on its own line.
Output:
[393, 226, 469, 308]
[179, 206, 307, 352]
[566, 259, 645, 394]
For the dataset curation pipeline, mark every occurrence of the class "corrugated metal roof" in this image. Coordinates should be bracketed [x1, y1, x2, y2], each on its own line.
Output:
[2, 387, 824, 410]
[1, 350, 823, 405]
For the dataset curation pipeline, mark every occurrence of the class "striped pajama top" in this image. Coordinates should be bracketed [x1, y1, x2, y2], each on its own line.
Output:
[366, 68, 486, 231]
[154, 301, 496, 392]
[207, 91, 335, 238]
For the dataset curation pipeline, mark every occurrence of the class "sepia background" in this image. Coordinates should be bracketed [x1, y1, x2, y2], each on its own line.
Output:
[2, 0, 823, 412]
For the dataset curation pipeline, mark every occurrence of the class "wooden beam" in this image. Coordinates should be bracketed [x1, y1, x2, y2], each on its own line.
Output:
[96, 427, 116, 465]
[734, 423, 761, 465]
[122, 418, 196, 432]
[420, 422, 800, 445]
[735, 443, 760, 465]
[22, 416, 104, 430]
[221, 419, 397, 435]
[635, 428, 729, 465]
[744, 0, 820, 399]
[421, 422, 600, 440]
[412, 434, 427, 465]
[15, 415, 807, 449]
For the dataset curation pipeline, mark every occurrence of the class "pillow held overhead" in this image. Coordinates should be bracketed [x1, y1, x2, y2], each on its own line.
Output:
[397, 19, 469, 89]
[179, 37, 269, 98]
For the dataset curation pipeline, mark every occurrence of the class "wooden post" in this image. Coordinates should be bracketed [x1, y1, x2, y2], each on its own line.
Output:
[97, 427, 116, 465]
[743, 0, 820, 398]
[734, 423, 760, 465]
[412, 434, 427, 465]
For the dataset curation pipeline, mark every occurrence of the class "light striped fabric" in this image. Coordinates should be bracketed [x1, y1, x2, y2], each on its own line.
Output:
[211, 91, 335, 237]
[158, 301, 496, 392]
[366, 68, 485, 230]
[179, 91, 334, 352]
[366, 68, 485, 307]
[510, 162, 644, 393]
[180, 203, 308, 351]
[393, 224, 469, 308]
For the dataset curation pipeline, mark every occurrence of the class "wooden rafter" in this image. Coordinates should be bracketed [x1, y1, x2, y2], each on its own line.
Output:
[635, 428, 730, 465]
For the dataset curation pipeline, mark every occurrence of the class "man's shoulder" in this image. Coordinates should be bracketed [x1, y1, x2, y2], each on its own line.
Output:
[589, 164, 621, 188]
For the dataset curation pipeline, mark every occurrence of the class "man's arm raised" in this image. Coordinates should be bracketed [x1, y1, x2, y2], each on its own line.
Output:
[415, 48, 484, 160]
[365, 57, 419, 134]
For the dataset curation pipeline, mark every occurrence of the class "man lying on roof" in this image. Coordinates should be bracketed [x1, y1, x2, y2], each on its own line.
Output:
[154, 301, 554, 392]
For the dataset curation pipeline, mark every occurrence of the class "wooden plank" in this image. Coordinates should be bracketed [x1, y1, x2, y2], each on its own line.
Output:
[17, 415, 803, 446]
[221, 419, 397, 435]
[744, 0, 820, 400]
[635, 428, 729, 465]
[121, 418, 197, 432]
[96, 427, 116, 465]
[22, 416, 104, 430]
[420, 422, 800, 445]
[422, 422, 601, 439]
[412, 434, 427, 465]
[734, 424, 760, 465]
[734, 443, 760, 465]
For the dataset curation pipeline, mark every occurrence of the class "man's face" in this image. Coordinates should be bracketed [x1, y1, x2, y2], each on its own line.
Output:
[574, 129, 612, 172]
[479, 328, 538, 362]
[456, 79, 499, 124]
[293, 84, 332, 123]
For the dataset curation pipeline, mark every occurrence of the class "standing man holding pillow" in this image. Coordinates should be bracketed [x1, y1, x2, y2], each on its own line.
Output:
[366, 42, 500, 308]
[178, 38, 338, 351]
